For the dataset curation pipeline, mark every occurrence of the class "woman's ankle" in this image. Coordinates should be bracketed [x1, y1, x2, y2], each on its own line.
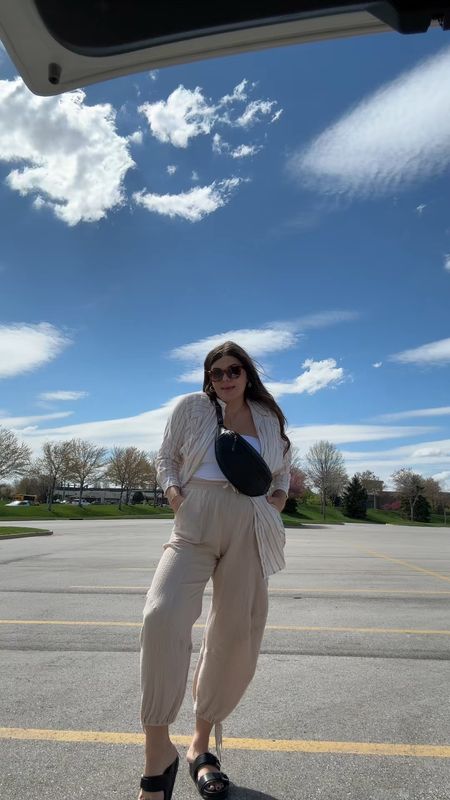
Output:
[143, 725, 176, 773]
[144, 725, 171, 745]
[190, 717, 214, 753]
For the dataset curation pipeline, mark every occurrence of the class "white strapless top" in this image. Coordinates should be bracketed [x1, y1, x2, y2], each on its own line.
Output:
[193, 434, 261, 481]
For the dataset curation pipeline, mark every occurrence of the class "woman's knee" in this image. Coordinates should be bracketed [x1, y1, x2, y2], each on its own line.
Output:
[142, 598, 178, 633]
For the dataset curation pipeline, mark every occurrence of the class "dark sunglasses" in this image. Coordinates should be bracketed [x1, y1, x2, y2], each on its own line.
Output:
[209, 365, 245, 382]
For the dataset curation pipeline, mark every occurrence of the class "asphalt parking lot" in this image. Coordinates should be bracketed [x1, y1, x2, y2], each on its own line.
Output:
[0, 519, 449, 800]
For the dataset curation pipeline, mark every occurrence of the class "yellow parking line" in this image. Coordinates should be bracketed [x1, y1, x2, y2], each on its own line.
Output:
[69, 585, 450, 595]
[1, 619, 449, 635]
[264, 625, 450, 635]
[0, 727, 448, 757]
[352, 546, 450, 583]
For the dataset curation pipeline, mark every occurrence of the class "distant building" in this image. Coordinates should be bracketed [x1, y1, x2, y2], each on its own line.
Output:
[55, 485, 167, 505]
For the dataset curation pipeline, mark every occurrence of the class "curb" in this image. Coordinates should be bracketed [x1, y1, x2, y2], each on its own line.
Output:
[0, 529, 53, 540]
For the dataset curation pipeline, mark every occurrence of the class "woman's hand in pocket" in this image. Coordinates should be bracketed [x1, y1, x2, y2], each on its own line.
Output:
[171, 496, 184, 513]
[266, 492, 286, 513]
[167, 486, 184, 513]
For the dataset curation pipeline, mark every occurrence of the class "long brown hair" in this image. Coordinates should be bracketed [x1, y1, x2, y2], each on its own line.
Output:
[203, 341, 291, 454]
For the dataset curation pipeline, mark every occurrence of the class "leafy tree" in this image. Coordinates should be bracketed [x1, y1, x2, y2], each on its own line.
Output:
[392, 468, 424, 522]
[14, 473, 48, 503]
[141, 451, 159, 506]
[105, 446, 150, 509]
[35, 440, 72, 510]
[400, 493, 430, 523]
[288, 466, 307, 501]
[283, 497, 297, 514]
[305, 440, 347, 519]
[382, 500, 401, 512]
[66, 439, 106, 506]
[327, 467, 348, 506]
[415, 494, 431, 523]
[422, 477, 442, 512]
[0, 482, 13, 500]
[0, 427, 31, 480]
[342, 475, 368, 519]
[355, 470, 384, 509]
[281, 451, 307, 514]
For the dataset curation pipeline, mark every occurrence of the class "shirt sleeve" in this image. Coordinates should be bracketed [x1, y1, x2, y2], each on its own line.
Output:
[156, 396, 190, 493]
[271, 440, 292, 496]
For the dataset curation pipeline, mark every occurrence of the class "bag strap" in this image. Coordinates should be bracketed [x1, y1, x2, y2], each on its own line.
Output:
[213, 399, 224, 428]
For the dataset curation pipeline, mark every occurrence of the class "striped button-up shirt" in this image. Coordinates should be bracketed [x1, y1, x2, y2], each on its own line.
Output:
[156, 392, 291, 577]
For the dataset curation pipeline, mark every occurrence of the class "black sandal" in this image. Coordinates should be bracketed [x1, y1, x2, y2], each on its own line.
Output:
[140, 755, 179, 799]
[189, 752, 230, 799]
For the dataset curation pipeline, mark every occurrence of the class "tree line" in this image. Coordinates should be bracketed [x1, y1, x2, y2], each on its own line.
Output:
[1, 426, 448, 520]
[0, 426, 158, 510]
[288, 440, 448, 522]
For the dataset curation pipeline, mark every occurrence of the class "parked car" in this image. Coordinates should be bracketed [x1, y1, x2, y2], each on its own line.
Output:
[70, 499, 90, 505]
[6, 500, 31, 507]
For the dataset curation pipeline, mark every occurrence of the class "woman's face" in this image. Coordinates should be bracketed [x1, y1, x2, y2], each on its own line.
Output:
[209, 355, 247, 403]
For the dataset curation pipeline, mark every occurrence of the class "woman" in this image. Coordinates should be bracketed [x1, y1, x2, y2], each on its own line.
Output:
[138, 341, 291, 800]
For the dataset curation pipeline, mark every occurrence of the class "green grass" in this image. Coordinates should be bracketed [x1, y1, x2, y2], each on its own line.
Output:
[283, 503, 449, 527]
[0, 526, 53, 538]
[1, 501, 447, 528]
[365, 508, 418, 525]
[283, 504, 346, 525]
[366, 509, 449, 526]
[0, 502, 173, 521]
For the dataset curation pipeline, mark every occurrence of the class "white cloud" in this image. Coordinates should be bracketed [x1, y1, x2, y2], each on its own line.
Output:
[289, 424, 435, 449]
[0, 323, 70, 378]
[15, 396, 185, 455]
[219, 79, 249, 105]
[0, 411, 73, 428]
[389, 337, 450, 366]
[377, 406, 450, 421]
[231, 144, 261, 159]
[292, 45, 450, 197]
[138, 85, 216, 148]
[191, 171, 199, 182]
[212, 133, 228, 154]
[167, 164, 177, 175]
[373, 362, 382, 368]
[11, 395, 443, 484]
[177, 368, 205, 384]
[444, 254, 450, 272]
[267, 358, 344, 397]
[149, 70, 159, 81]
[271, 109, 283, 124]
[342, 437, 449, 461]
[0, 78, 134, 225]
[133, 178, 244, 222]
[431, 470, 450, 490]
[212, 137, 261, 159]
[287, 425, 447, 484]
[128, 130, 143, 145]
[172, 314, 358, 380]
[138, 80, 280, 149]
[416, 203, 426, 214]
[171, 327, 298, 364]
[410, 446, 450, 458]
[235, 100, 276, 128]
[295, 310, 359, 330]
[38, 391, 88, 402]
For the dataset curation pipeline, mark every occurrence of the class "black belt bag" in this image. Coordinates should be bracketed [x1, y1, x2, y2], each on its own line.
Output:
[213, 400, 272, 496]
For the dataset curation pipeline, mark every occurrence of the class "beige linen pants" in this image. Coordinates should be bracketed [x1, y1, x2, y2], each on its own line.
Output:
[140, 478, 269, 739]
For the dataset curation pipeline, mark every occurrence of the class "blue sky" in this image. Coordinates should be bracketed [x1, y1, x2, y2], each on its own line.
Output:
[0, 28, 449, 489]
